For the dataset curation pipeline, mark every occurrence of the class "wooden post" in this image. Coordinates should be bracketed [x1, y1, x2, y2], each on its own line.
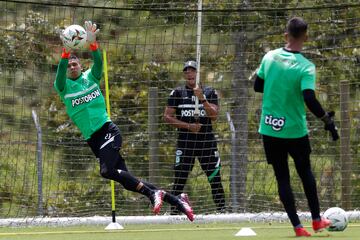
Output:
[340, 80, 351, 209]
[230, 31, 249, 212]
[148, 87, 159, 185]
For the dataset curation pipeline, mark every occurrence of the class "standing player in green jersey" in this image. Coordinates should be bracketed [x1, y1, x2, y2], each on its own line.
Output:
[54, 21, 194, 221]
[254, 17, 339, 237]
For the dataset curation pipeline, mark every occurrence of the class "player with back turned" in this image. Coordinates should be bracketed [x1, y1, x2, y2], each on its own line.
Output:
[54, 21, 194, 221]
[254, 17, 339, 237]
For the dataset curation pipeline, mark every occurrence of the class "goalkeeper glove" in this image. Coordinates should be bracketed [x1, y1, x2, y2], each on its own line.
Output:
[321, 111, 339, 141]
[61, 48, 70, 59]
[84, 20, 99, 44]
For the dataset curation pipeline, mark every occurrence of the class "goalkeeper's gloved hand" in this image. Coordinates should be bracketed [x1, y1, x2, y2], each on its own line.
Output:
[61, 47, 70, 58]
[84, 20, 99, 44]
[321, 111, 339, 141]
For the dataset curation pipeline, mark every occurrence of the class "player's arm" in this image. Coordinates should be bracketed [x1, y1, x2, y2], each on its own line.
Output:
[163, 106, 201, 133]
[303, 89, 338, 141]
[193, 86, 219, 121]
[302, 62, 339, 141]
[302, 64, 338, 141]
[85, 21, 102, 80]
[54, 48, 70, 92]
[254, 75, 264, 93]
[254, 54, 266, 93]
[201, 100, 219, 121]
[90, 46, 102, 80]
[303, 89, 325, 118]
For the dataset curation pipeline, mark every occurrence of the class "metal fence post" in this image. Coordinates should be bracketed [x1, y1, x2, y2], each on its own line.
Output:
[32, 109, 43, 216]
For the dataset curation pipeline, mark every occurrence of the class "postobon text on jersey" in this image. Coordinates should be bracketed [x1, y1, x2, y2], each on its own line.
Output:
[72, 89, 101, 107]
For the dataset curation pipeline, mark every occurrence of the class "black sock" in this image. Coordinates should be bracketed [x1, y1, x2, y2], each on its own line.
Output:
[117, 170, 153, 198]
[137, 183, 153, 199]
[163, 192, 180, 206]
[143, 181, 157, 190]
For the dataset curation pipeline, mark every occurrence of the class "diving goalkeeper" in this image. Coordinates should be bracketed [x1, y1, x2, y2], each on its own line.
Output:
[54, 21, 194, 221]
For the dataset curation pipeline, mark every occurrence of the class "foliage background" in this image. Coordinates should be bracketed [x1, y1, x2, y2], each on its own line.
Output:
[0, 0, 359, 218]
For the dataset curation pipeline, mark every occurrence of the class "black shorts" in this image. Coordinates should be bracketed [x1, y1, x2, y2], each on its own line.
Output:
[87, 122, 127, 171]
[175, 139, 221, 174]
[262, 134, 311, 165]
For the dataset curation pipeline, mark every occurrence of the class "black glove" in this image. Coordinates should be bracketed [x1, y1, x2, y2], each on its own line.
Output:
[321, 111, 339, 141]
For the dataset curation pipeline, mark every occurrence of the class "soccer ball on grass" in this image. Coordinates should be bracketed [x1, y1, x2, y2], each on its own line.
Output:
[61, 25, 87, 50]
[323, 207, 348, 231]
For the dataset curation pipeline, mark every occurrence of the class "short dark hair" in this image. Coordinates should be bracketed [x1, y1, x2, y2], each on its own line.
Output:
[286, 17, 308, 38]
[69, 54, 80, 62]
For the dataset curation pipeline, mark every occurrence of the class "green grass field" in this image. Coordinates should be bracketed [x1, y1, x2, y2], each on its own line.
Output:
[0, 222, 359, 240]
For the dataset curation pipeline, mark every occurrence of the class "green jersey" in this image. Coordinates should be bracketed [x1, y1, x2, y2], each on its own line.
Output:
[257, 48, 316, 138]
[54, 50, 109, 140]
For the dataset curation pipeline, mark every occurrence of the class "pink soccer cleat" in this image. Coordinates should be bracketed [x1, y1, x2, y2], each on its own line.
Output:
[312, 217, 331, 232]
[294, 227, 311, 237]
[178, 193, 194, 222]
[151, 190, 164, 214]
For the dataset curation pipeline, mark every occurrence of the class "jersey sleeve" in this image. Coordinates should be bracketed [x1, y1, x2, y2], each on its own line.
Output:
[167, 89, 179, 108]
[257, 54, 267, 80]
[300, 63, 316, 91]
[90, 49, 103, 83]
[54, 58, 69, 93]
[206, 88, 219, 105]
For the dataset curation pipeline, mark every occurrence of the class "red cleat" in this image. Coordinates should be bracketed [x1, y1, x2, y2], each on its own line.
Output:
[294, 227, 311, 237]
[151, 190, 164, 214]
[312, 218, 331, 232]
[178, 193, 194, 222]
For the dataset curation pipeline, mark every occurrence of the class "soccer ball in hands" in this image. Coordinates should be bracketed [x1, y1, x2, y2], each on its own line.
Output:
[61, 25, 87, 50]
[323, 207, 348, 231]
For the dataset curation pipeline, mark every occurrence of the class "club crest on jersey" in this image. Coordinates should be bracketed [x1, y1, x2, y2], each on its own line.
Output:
[264, 115, 285, 131]
[175, 150, 183, 165]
